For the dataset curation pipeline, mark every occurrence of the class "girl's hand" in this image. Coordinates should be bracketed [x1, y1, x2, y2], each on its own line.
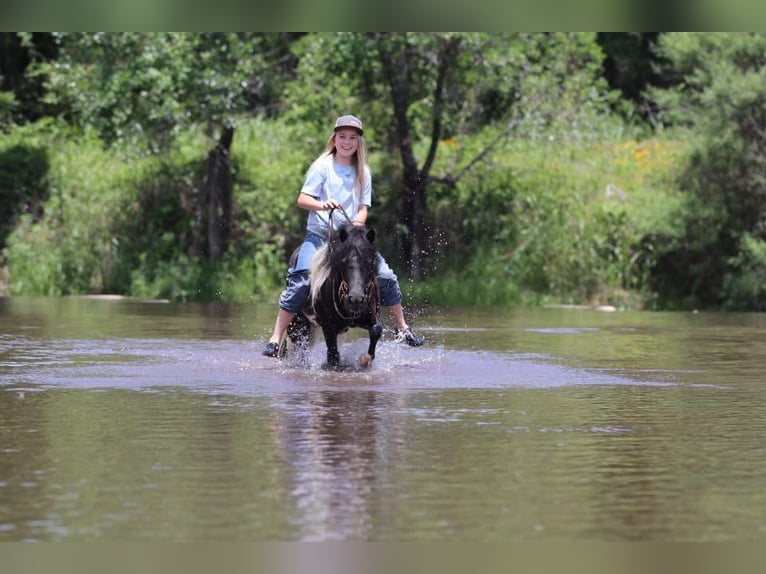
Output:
[321, 200, 340, 211]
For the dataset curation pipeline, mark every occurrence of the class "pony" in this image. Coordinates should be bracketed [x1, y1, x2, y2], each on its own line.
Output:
[281, 223, 383, 369]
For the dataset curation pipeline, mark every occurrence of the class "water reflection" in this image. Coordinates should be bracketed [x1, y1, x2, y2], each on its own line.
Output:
[273, 391, 386, 541]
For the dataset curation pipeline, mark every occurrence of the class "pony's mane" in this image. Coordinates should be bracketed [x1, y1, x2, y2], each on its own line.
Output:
[309, 226, 377, 306]
[309, 243, 332, 305]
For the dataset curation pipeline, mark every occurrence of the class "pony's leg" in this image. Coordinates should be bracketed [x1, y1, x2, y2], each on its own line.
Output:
[359, 320, 384, 369]
[321, 327, 341, 367]
[283, 313, 311, 361]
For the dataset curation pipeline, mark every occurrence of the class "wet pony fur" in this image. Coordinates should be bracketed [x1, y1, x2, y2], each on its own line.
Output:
[283, 224, 383, 369]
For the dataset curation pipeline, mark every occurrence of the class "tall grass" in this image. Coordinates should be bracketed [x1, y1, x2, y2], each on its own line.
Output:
[406, 131, 688, 309]
[1, 118, 307, 302]
[1, 117, 690, 308]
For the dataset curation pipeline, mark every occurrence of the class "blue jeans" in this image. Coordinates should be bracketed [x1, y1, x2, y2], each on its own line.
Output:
[278, 232, 403, 313]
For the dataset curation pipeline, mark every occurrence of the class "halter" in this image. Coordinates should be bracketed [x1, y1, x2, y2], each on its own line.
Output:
[334, 274, 378, 321]
[327, 207, 378, 322]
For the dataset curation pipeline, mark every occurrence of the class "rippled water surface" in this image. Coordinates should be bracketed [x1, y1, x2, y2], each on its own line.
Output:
[1, 296, 765, 541]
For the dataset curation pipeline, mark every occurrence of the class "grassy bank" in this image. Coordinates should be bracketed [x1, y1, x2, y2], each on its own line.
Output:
[1, 118, 688, 308]
[403, 134, 687, 309]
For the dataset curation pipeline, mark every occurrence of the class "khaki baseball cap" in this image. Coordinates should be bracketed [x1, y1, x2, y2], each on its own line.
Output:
[334, 114, 363, 135]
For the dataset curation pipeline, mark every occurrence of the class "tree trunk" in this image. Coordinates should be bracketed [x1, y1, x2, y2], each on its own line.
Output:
[377, 36, 427, 279]
[401, 169, 428, 280]
[204, 126, 234, 261]
[377, 33, 458, 280]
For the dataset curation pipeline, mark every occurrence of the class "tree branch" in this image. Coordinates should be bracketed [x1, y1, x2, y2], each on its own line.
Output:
[421, 36, 460, 179]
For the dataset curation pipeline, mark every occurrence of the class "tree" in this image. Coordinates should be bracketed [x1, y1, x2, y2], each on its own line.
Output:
[647, 32, 766, 309]
[36, 32, 299, 261]
[0, 32, 58, 124]
[285, 33, 615, 280]
[372, 33, 463, 279]
[596, 33, 670, 122]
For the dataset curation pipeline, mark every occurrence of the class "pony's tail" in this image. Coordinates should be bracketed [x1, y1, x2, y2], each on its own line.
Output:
[309, 243, 331, 306]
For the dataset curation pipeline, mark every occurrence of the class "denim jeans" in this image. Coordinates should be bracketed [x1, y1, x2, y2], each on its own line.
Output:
[278, 232, 403, 313]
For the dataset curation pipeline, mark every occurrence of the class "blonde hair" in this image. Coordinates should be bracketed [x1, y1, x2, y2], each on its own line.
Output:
[323, 130, 368, 199]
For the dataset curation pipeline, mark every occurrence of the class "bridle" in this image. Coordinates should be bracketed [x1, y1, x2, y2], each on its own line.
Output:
[328, 207, 378, 321]
[335, 273, 378, 321]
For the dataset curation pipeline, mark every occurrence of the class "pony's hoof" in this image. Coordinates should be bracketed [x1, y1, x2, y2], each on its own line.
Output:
[358, 353, 373, 369]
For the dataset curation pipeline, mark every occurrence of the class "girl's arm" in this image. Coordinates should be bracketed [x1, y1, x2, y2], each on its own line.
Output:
[353, 205, 368, 226]
[297, 192, 340, 212]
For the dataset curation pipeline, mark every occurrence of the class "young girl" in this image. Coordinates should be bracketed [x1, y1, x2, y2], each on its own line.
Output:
[262, 114, 424, 357]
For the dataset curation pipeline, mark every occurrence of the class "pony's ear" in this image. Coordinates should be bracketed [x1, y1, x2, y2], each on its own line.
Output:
[339, 227, 349, 242]
[366, 228, 376, 243]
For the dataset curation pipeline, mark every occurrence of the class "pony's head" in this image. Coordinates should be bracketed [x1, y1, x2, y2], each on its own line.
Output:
[310, 225, 378, 318]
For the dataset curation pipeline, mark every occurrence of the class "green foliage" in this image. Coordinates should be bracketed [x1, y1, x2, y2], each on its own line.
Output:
[3, 124, 134, 295]
[481, 33, 621, 141]
[39, 33, 294, 154]
[0, 133, 50, 249]
[111, 117, 306, 304]
[282, 33, 366, 133]
[0, 113, 690, 309]
[723, 234, 766, 311]
[3, 33, 765, 310]
[283, 32, 618, 147]
[647, 33, 766, 309]
[0, 91, 16, 130]
[0, 33, 59, 124]
[1, 117, 307, 302]
[283, 33, 625, 281]
[596, 33, 665, 119]
[413, 132, 684, 308]
[406, 245, 524, 306]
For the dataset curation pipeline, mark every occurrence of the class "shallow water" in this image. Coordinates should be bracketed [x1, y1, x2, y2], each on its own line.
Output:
[1, 296, 765, 541]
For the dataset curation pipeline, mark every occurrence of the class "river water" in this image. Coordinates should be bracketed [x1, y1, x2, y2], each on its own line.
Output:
[1, 296, 765, 541]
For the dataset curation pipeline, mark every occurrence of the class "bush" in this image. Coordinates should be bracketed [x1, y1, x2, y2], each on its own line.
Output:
[0, 115, 689, 309]
[0, 130, 50, 250]
[723, 234, 766, 311]
[410, 127, 686, 308]
[646, 33, 766, 309]
[1, 117, 312, 302]
[3, 124, 132, 295]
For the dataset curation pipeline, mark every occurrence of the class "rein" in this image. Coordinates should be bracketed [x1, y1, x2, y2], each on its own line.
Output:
[325, 205, 354, 262]
[328, 206, 354, 236]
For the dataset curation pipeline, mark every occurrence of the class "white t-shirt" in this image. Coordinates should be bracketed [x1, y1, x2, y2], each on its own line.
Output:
[301, 154, 372, 236]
